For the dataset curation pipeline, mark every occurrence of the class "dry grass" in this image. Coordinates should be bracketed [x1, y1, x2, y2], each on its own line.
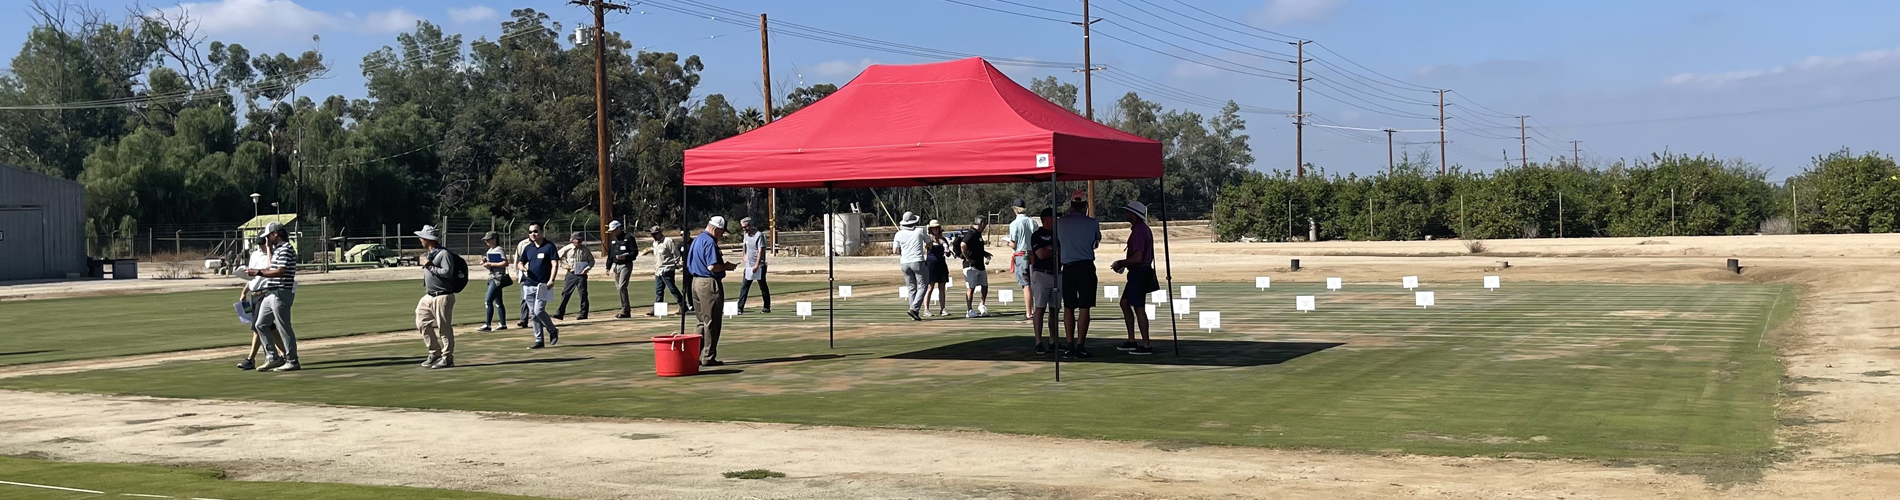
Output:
[1464, 240, 1489, 254]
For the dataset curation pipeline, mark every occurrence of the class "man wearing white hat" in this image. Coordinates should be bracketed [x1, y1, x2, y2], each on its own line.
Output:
[413, 225, 459, 368]
[1109, 201, 1159, 356]
[606, 221, 638, 318]
[890, 212, 931, 321]
[687, 216, 739, 365]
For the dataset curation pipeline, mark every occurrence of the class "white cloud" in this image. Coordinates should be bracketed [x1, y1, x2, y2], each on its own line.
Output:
[1170, 60, 1220, 79]
[165, 0, 340, 37]
[447, 6, 498, 24]
[813, 58, 878, 78]
[1249, 0, 1343, 26]
[1666, 46, 1900, 86]
[360, 9, 424, 33]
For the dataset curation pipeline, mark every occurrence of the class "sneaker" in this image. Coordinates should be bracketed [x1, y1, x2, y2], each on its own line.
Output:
[429, 355, 454, 369]
[644, 311, 655, 317]
[515, 321, 528, 329]
[420, 354, 440, 368]
[615, 313, 631, 319]
[907, 310, 923, 321]
[257, 357, 285, 372]
[576, 314, 589, 320]
[1130, 346, 1154, 355]
[527, 342, 545, 350]
[270, 360, 301, 372]
[236, 358, 255, 371]
[496, 325, 508, 331]
[475, 325, 493, 333]
[1116, 341, 1139, 351]
[965, 310, 978, 319]
[1033, 343, 1048, 355]
[1076, 348, 1093, 359]
[552, 314, 565, 321]
[703, 359, 725, 367]
[761, 309, 772, 314]
[548, 328, 560, 345]
[938, 309, 948, 317]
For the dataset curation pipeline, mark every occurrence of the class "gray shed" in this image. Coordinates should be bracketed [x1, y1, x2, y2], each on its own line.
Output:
[0, 163, 86, 281]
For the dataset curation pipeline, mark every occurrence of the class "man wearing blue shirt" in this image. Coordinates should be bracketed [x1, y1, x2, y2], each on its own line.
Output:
[1056, 192, 1102, 358]
[518, 224, 562, 349]
[688, 216, 739, 366]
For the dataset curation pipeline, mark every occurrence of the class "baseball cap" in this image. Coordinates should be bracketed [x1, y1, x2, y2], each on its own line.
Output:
[647, 225, 664, 235]
[569, 231, 584, 241]
[607, 220, 622, 231]
[1011, 198, 1026, 209]
[482, 231, 502, 241]
[709, 216, 728, 229]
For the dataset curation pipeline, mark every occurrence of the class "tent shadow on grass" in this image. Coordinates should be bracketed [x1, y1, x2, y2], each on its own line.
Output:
[886, 337, 1342, 367]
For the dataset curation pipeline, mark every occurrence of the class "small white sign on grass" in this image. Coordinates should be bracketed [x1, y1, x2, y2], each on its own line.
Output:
[723, 301, 739, 318]
[999, 289, 1014, 303]
[653, 301, 668, 318]
[1255, 276, 1272, 289]
[1484, 275, 1501, 290]
[1415, 291, 1436, 308]
[1181, 285, 1198, 299]
[1326, 277, 1343, 291]
[839, 285, 853, 300]
[947, 277, 955, 288]
[898, 286, 910, 299]
[1296, 295, 1316, 312]
[1402, 276, 1419, 290]
[796, 301, 813, 318]
[1151, 290, 1169, 303]
[930, 288, 942, 301]
[1172, 298, 1191, 317]
[1199, 311, 1221, 332]
[1105, 285, 1120, 299]
[1145, 303, 1156, 320]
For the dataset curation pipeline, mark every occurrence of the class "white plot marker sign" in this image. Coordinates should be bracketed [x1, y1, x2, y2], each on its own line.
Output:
[1415, 291, 1436, 308]
[1296, 295, 1317, 312]
[723, 301, 739, 318]
[839, 285, 853, 300]
[1105, 285, 1120, 299]
[1484, 275, 1501, 291]
[653, 302, 668, 318]
[1256, 277, 1272, 290]
[1402, 276, 1419, 290]
[1000, 289, 1014, 303]
[1199, 311, 1221, 332]
[796, 301, 813, 318]
[931, 288, 942, 301]
[1145, 304, 1157, 320]
[1172, 298, 1191, 317]
[1326, 277, 1343, 291]
[1181, 285, 1198, 299]
[1151, 290, 1169, 304]
[898, 286, 911, 299]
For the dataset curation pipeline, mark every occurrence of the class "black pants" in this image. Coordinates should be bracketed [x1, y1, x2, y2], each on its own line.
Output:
[556, 272, 588, 317]
[738, 274, 770, 312]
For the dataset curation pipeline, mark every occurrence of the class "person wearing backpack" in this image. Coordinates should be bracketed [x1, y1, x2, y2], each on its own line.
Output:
[413, 225, 464, 369]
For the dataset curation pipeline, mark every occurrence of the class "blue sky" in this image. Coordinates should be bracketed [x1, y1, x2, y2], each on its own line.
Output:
[7, 0, 1899, 178]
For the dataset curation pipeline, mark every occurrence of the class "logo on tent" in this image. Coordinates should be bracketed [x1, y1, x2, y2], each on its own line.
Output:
[1036, 153, 1050, 168]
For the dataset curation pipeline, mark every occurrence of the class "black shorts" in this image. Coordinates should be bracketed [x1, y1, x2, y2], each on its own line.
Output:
[1122, 264, 1160, 306]
[1060, 261, 1097, 309]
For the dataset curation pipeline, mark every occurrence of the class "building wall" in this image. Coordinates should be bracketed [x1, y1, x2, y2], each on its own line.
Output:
[0, 163, 86, 280]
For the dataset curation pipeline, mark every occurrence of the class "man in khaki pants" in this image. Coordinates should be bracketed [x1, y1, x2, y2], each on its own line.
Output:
[414, 225, 458, 369]
[686, 216, 738, 366]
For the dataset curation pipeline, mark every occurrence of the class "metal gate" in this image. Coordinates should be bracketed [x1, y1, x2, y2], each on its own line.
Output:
[0, 208, 47, 280]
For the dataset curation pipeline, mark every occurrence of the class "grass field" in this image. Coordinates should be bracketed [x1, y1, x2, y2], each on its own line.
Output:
[0, 280, 1793, 478]
[0, 456, 547, 499]
[0, 278, 824, 366]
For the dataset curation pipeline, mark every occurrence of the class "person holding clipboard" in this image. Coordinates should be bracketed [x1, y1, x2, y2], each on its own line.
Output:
[476, 231, 512, 332]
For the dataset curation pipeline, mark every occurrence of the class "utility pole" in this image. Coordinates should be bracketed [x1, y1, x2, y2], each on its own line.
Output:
[1435, 90, 1448, 175]
[1383, 128, 1396, 174]
[1570, 140, 1581, 167]
[1076, 1, 1103, 215]
[1517, 115, 1530, 168]
[761, 13, 776, 254]
[1289, 40, 1312, 179]
[572, 0, 628, 254]
[1792, 179, 1800, 234]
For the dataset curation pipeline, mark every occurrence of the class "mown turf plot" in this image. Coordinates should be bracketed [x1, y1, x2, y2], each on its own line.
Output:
[1, 280, 1791, 471]
[0, 456, 548, 500]
[0, 279, 824, 366]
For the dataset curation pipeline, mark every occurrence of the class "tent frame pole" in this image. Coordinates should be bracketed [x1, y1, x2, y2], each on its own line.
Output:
[679, 183, 689, 338]
[1161, 173, 1178, 355]
[1050, 171, 1061, 382]
[826, 184, 835, 349]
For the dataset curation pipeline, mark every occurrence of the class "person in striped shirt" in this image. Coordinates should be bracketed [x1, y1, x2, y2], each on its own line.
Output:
[243, 221, 301, 372]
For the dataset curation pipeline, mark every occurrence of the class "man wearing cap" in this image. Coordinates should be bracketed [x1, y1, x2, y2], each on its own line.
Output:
[1110, 201, 1159, 355]
[1057, 191, 1103, 358]
[1002, 199, 1037, 319]
[958, 217, 991, 318]
[736, 217, 771, 314]
[1028, 208, 1061, 353]
[243, 221, 301, 372]
[891, 212, 930, 321]
[606, 221, 638, 319]
[647, 225, 689, 315]
[688, 217, 740, 365]
[477, 231, 510, 332]
[554, 231, 593, 321]
[413, 226, 458, 369]
[518, 225, 561, 348]
[514, 227, 537, 329]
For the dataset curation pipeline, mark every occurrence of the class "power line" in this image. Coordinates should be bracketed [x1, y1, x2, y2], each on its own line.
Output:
[941, 0, 1072, 23]
[649, 0, 1074, 67]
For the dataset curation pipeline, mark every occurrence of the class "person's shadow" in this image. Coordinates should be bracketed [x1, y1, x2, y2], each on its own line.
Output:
[887, 337, 1340, 367]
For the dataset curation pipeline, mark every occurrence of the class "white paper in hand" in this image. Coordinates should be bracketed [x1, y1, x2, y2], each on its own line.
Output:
[1415, 291, 1436, 308]
[1296, 295, 1316, 312]
[1402, 276, 1419, 290]
[1104, 285, 1120, 299]
[1181, 285, 1197, 299]
[796, 301, 813, 318]
[1199, 311, 1221, 331]
[1483, 275, 1501, 290]
[1326, 277, 1343, 291]
[1256, 276, 1271, 289]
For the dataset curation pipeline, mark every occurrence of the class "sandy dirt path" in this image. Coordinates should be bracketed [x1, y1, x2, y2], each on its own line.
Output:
[2, 235, 1898, 499]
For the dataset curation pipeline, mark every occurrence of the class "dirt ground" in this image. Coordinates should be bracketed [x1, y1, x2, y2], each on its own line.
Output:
[2, 232, 1897, 499]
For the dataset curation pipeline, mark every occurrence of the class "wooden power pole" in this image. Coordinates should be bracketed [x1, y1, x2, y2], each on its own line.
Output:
[1435, 90, 1448, 175]
[1077, 0, 1102, 215]
[1517, 115, 1529, 168]
[1289, 40, 1311, 179]
[761, 13, 776, 253]
[572, 0, 627, 253]
[1383, 128, 1396, 174]
[1571, 140, 1581, 167]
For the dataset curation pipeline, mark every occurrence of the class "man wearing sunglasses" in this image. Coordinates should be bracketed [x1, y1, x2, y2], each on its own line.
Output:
[518, 224, 561, 348]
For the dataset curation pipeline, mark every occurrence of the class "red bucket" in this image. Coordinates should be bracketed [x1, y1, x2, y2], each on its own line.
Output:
[651, 334, 702, 377]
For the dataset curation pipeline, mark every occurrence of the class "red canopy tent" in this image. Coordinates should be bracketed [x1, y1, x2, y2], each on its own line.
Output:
[679, 57, 1174, 379]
